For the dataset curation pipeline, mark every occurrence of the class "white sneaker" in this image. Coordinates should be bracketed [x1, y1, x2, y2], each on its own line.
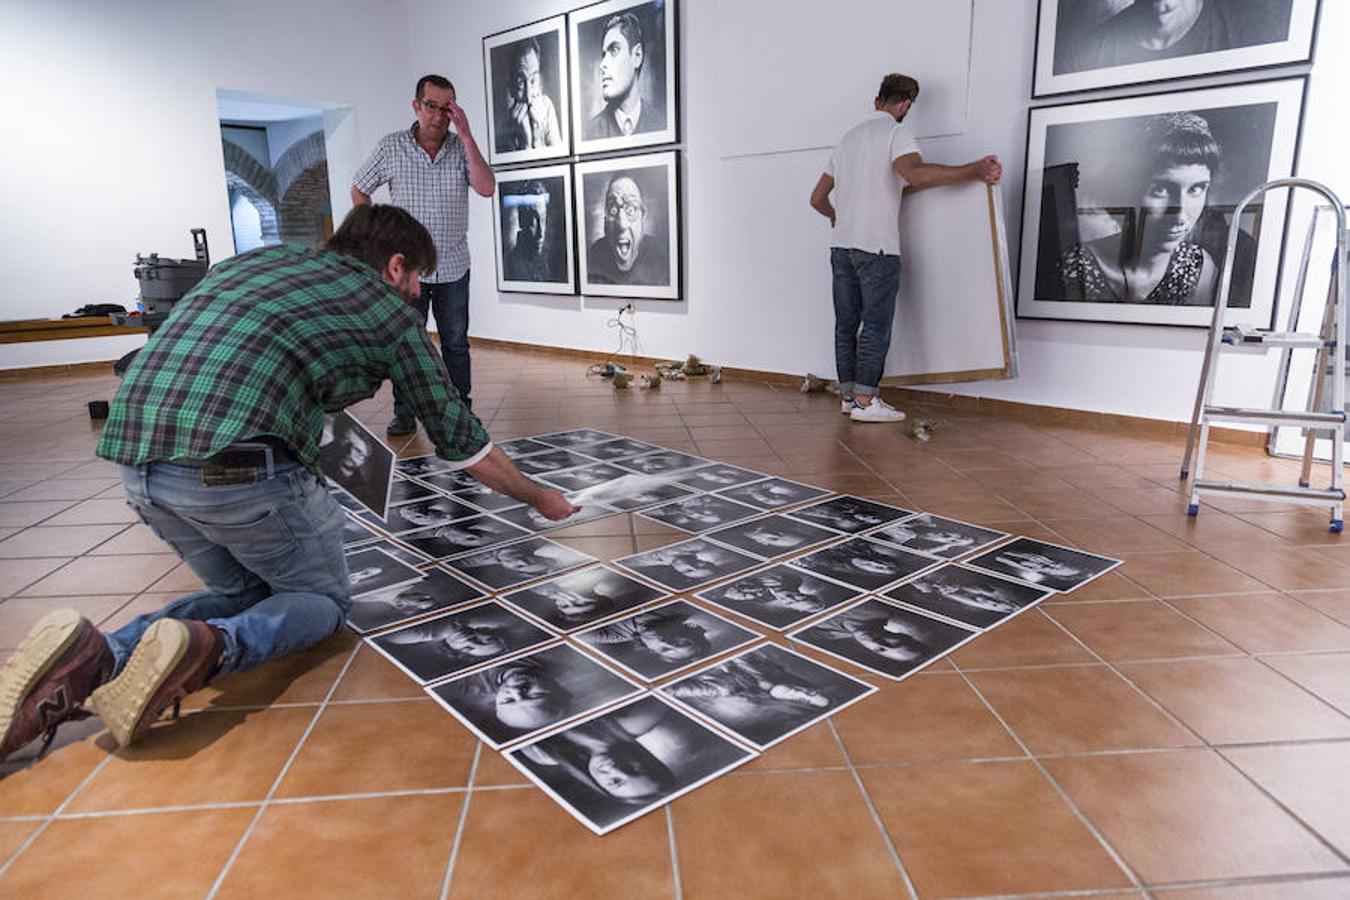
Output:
[850, 398, 906, 423]
[840, 398, 855, 415]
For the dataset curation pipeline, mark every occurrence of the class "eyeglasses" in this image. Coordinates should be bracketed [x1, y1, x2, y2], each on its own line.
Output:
[419, 100, 455, 115]
[605, 200, 643, 219]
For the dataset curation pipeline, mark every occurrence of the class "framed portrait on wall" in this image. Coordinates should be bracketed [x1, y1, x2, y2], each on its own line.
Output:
[1033, 0, 1321, 97]
[483, 16, 571, 165]
[492, 164, 576, 294]
[568, 0, 678, 155]
[1017, 77, 1306, 328]
[574, 150, 680, 300]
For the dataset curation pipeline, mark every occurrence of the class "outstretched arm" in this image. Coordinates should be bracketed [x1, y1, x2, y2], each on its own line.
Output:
[894, 153, 1001, 190]
[809, 173, 836, 226]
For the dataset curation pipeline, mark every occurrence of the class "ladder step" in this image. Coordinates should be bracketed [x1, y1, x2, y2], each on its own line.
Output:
[1194, 479, 1346, 504]
[1202, 406, 1346, 428]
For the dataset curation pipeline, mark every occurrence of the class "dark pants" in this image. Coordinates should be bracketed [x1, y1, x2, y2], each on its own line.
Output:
[831, 248, 901, 398]
[395, 271, 472, 418]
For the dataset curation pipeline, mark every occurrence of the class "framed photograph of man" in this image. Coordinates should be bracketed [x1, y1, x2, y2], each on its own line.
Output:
[574, 151, 681, 300]
[483, 15, 571, 164]
[1033, 0, 1321, 98]
[492, 164, 576, 295]
[568, 0, 677, 155]
[1018, 78, 1306, 327]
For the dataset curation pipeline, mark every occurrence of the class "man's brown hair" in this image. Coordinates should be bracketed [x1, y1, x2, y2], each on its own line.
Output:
[326, 205, 437, 277]
[877, 74, 919, 106]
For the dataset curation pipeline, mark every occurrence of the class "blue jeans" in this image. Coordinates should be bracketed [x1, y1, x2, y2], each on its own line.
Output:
[107, 460, 352, 677]
[831, 248, 901, 397]
[395, 272, 472, 416]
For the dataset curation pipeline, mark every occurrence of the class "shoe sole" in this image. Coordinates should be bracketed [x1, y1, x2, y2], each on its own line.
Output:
[0, 609, 84, 750]
[850, 413, 907, 423]
[90, 619, 190, 748]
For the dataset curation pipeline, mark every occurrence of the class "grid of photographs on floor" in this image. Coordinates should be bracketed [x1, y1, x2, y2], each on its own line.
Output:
[339, 428, 1120, 835]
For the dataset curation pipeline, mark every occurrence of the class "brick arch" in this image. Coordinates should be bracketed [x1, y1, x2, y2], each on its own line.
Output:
[220, 139, 277, 204]
[277, 161, 332, 248]
[225, 172, 280, 245]
[274, 131, 327, 200]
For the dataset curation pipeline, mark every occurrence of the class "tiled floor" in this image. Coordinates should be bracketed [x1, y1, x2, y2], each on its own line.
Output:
[1, 345, 1349, 898]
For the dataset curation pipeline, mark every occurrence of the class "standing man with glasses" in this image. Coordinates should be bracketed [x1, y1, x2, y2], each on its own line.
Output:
[352, 74, 495, 434]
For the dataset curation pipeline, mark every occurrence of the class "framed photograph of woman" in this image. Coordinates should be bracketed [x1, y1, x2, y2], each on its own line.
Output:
[568, 0, 678, 156]
[1017, 77, 1306, 327]
[483, 16, 571, 165]
[575, 150, 681, 300]
[1033, 0, 1321, 97]
[493, 164, 576, 295]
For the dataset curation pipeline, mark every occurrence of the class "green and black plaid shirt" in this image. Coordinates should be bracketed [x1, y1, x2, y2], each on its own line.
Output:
[97, 244, 490, 470]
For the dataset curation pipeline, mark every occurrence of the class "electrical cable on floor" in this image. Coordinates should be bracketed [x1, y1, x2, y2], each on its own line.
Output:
[586, 303, 638, 379]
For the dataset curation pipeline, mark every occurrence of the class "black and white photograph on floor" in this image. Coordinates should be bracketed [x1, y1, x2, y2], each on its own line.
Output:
[567, 474, 696, 512]
[638, 494, 761, 533]
[964, 537, 1122, 593]
[421, 468, 481, 492]
[344, 546, 424, 599]
[342, 513, 376, 548]
[715, 477, 830, 511]
[568, 0, 678, 155]
[369, 600, 557, 684]
[319, 411, 395, 519]
[493, 165, 576, 294]
[789, 598, 979, 681]
[506, 694, 753, 836]
[498, 438, 555, 458]
[347, 567, 486, 634]
[572, 599, 761, 681]
[428, 643, 642, 749]
[400, 515, 533, 560]
[537, 428, 619, 448]
[538, 462, 628, 493]
[349, 536, 430, 567]
[446, 536, 596, 591]
[696, 564, 862, 631]
[789, 537, 937, 592]
[448, 483, 526, 512]
[614, 537, 760, 592]
[493, 502, 620, 534]
[501, 564, 667, 632]
[395, 454, 454, 479]
[786, 495, 912, 534]
[386, 477, 438, 508]
[660, 643, 876, 750]
[1018, 78, 1306, 327]
[570, 437, 658, 460]
[675, 464, 767, 492]
[514, 448, 596, 476]
[882, 564, 1052, 630]
[705, 514, 839, 560]
[329, 486, 366, 513]
[484, 15, 571, 164]
[363, 495, 483, 536]
[1034, 0, 1320, 97]
[575, 151, 681, 300]
[872, 513, 1009, 560]
[614, 448, 705, 476]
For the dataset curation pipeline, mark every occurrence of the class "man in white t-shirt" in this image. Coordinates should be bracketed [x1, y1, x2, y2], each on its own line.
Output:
[809, 74, 1002, 423]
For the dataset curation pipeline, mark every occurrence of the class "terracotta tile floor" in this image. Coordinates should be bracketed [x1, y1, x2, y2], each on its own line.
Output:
[1, 346, 1349, 898]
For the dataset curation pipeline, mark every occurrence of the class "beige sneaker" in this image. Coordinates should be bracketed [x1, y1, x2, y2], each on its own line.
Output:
[850, 398, 907, 423]
[840, 398, 855, 415]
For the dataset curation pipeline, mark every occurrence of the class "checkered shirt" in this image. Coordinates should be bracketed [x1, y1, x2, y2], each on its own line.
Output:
[96, 245, 490, 470]
[352, 124, 472, 282]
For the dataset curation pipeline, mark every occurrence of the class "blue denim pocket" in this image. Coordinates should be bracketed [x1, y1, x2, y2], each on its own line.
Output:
[177, 505, 298, 562]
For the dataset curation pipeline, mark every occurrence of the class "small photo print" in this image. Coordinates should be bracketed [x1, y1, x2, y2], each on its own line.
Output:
[570, 437, 659, 461]
[352, 536, 430, 567]
[421, 469, 481, 492]
[614, 537, 761, 592]
[319, 411, 395, 520]
[789, 537, 938, 592]
[786, 496, 912, 534]
[395, 455, 454, 478]
[506, 693, 754, 836]
[871, 514, 1009, 560]
[387, 476, 438, 508]
[882, 564, 1052, 630]
[638, 494, 762, 533]
[428, 643, 642, 749]
[789, 598, 977, 681]
[715, 478, 830, 511]
[573, 599, 761, 681]
[342, 514, 376, 548]
[363, 496, 483, 536]
[675, 464, 768, 492]
[446, 536, 596, 591]
[450, 483, 526, 512]
[515, 449, 595, 476]
[965, 537, 1121, 593]
[501, 564, 668, 632]
[705, 514, 839, 560]
[538, 462, 629, 492]
[369, 600, 556, 683]
[344, 546, 424, 598]
[696, 564, 862, 631]
[614, 450, 707, 476]
[493, 502, 620, 534]
[499, 438, 556, 458]
[660, 643, 875, 749]
[401, 515, 532, 560]
[535, 428, 618, 448]
[567, 474, 696, 512]
[347, 567, 486, 634]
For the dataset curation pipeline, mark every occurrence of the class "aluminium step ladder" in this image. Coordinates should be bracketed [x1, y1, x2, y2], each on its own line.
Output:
[1180, 178, 1347, 532]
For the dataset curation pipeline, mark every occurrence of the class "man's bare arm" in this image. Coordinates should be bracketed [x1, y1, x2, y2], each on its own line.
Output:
[809, 173, 836, 226]
[465, 446, 577, 519]
[447, 99, 496, 198]
[893, 153, 1001, 189]
[350, 185, 373, 206]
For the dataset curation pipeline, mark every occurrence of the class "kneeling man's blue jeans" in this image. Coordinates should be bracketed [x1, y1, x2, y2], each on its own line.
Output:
[831, 247, 902, 398]
[107, 461, 352, 677]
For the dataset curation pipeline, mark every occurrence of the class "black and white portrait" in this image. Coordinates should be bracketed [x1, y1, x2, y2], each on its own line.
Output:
[342, 513, 375, 548]
[575, 151, 681, 300]
[638, 494, 761, 533]
[1019, 78, 1304, 327]
[789, 537, 937, 592]
[502, 564, 667, 632]
[343, 546, 423, 599]
[498, 438, 555, 458]
[789, 599, 978, 681]
[493, 502, 619, 534]
[1035, 0, 1319, 96]
[484, 15, 571, 164]
[573, 599, 760, 681]
[568, 0, 677, 154]
[429, 643, 641, 749]
[493, 166, 575, 295]
[538, 462, 628, 493]
[675, 464, 767, 492]
[446, 536, 596, 591]
[696, 564, 861, 631]
[882, 565, 1052, 630]
[715, 478, 831, 512]
[351, 536, 430, 567]
[370, 601, 557, 684]
[872, 514, 1009, 560]
[566, 474, 696, 512]
[421, 468, 480, 492]
[514, 448, 595, 476]
[386, 476, 437, 508]
[706, 514, 839, 560]
[395, 454, 454, 479]
[347, 567, 486, 634]
[613, 448, 705, 476]
[786, 496, 912, 534]
[506, 694, 753, 836]
[400, 514, 532, 560]
[319, 411, 394, 519]
[569, 436, 659, 461]
[614, 537, 760, 592]
[661, 644, 875, 750]
[449, 482, 525, 513]
[536, 428, 618, 447]
[965, 537, 1121, 593]
[368, 495, 482, 537]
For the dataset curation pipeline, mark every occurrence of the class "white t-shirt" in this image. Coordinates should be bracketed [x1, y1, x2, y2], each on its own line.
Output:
[824, 112, 920, 256]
